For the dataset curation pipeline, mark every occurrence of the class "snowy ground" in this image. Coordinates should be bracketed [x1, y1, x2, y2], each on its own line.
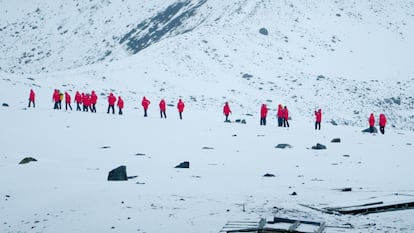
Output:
[0, 83, 413, 232]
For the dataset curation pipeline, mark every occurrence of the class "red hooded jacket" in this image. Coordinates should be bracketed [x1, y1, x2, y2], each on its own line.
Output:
[260, 104, 268, 118]
[29, 89, 35, 101]
[379, 114, 387, 127]
[142, 97, 150, 110]
[177, 99, 185, 113]
[108, 93, 116, 106]
[315, 109, 322, 122]
[277, 104, 283, 118]
[53, 90, 60, 102]
[223, 102, 231, 115]
[65, 92, 71, 103]
[159, 99, 166, 111]
[283, 107, 289, 120]
[369, 114, 375, 127]
[117, 97, 124, 109]
[75, 91, 82, 103]
[91, 91, 98, 104]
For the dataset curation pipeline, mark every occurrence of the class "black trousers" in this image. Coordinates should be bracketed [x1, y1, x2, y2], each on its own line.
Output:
[315, 122, 321, 130]
[283, 119, 289, 127]
[278, 117, 283, 127]
[107, 105, 115, 114]
[92, 104, 96, 113]
[144, 109, 148, 117]
[119, 108, 123, 115]
[380, 126, 385, 134]
[225, 114, 229, 122]
[54, 102, 59, 109]
[76, 103, 81, 111]
[260, 117, 266, 125]
[28, 100, 35, 108]
[179, 112, 183, 120]
[65, 103, 72, 111]
[369, 126, 375, 133]
[160, 110, 166, 118]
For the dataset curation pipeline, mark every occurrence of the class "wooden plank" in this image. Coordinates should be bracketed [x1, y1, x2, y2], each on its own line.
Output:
[288, 221, 301, 231]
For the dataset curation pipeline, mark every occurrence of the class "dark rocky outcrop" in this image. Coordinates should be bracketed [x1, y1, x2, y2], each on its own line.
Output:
[263, 173, 275, 177]
[175, 161, 190, 168]
[108, 166, 128, 181]
[311, 143, 327, 150]
[362, 127, 378, 133]
[259, 28, 268, 35]
[2, 103, 9, 107]
[275, 144, 292, 149]
[19, 157, 37, 164]
[331, 138, 341, 143]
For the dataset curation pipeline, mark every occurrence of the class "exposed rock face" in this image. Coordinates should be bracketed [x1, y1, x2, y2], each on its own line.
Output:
[175, 161, 190, 168]
[108, 166, 128, 181]
[19, 157, 37, 164]
[312, 143, 327, 150]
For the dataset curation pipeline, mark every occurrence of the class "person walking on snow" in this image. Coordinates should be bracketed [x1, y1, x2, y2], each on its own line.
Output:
[177, 99, 185, 120]
[107, 93, 116, 114]
[142, 96, 151, 117]
[277, 104, 284, 127]
[223, 102, 232, 122]
[369, 113, 375, 133]
[315, 109, 322, 130]
[260, 104, 268, 126]
[28, 89, 35, 108]
[283, 106, 290, 127]
[53, 89, 60, 109]
[159, 99, 167, 118]
[65, 92, 72, 111]
[75, 91, 82, 111]
[117, 96, 124, 115]
[379, 113, 387, 134]
[91, 90, 98, 113]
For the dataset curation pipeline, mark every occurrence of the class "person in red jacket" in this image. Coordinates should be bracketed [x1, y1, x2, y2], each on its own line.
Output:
[52, 89, 61, 110]
[117, 96, 124, 115]
[91, 90, 98, 113]
[277, 104, 283, 127]
[177, 99, 185, 120]
[315, 109, 322, 130]
[141, 96, 151, 117]
[83, 93, 92, 112]
[283, 106, 290, 127]
[65, 92, 72, 111]
[369, 113, 375, 133]
[379, 113, 387, 134]
[223, 102, 232, 122]
[260, 104, 268, 126]
[107, 93, 116, 114]
[28, 89, 35, 108]
[75, 91, 82, 111]
[159, 99, 167, 118]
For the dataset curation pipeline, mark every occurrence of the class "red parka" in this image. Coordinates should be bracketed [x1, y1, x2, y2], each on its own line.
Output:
[91, 91, 98, 105]
[29, 89, 35, 101]
[142, 97, 150, 110]
[159, 99, 166, 111]
[75, 91, 82, 103]
[277, 104, 283, 118]
[369, 113, 375, 127]
[65, 92, 71, 103]
[177, 99, 185, 113]
[117, 96, 124, 109]
[108, 93, 116, 106]
[315, 109, 322, 123]
[53, 90, 60, 102]
[379, 114, 387, 127]
[260, 104, 268, 118]
[283, 107, 289, 120]
[223, 102, 231, 115]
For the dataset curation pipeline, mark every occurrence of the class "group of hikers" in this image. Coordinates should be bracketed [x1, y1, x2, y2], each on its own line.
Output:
[27, 89, 387, 133]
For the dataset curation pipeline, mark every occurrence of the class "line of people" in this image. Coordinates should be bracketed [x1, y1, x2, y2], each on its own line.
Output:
[27, 89, 387, 133]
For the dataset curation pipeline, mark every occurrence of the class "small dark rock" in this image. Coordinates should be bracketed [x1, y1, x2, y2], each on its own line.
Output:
[100, 146, 111, 149]
[362, 127, 378, 133]
[330, 120, 338, 126]
[259, 28, 268, 35]
[232, 134, 237, 137]
[202, 147, 214, 150]
[108, 166, 128, 181]
[290, 192, 297, 196]
[135, 153, 146, 156]
[311, 143, 327, 150]
[19, 157, 37, 164]
[2, 103, 9, 107]
[341, 187, 352, 192]
[331, 138, 341, 143]
[275, 144, 292, 149]
[263, 173, 275, 177]
[175, 161, 190, 168]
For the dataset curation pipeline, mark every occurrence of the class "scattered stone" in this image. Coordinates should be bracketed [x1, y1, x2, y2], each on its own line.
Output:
[202, 147, 214, 150]
[235, 119, 247, 124]
[135, 153, 146, 156]
[19, 157, 37, 164]
[232, 134, 237, 137]
[275, 144, 292, 149]
[341, 187, 352, 192]
[311, 143, 327, 150]
[127, 176, 138, 179]
[108, 166, 128, 181]
[259, 27, 268, 35]
[362, 127, 378, 133]
[2, 103, 9, 107]
[343, 154, 350, 157]
[330, 120, 338, 126]
[100, 146, 111, 149]
[331, 138, 341, 143]
[263, 173, 275, 177]
[136, 181, 146, 185]
[290, 192, 297, 196]
[175, 161, 190, 168]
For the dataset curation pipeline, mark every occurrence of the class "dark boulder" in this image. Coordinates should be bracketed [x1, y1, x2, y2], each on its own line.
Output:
[2, 103, 9, 107]
[275, 144, 292, 149]
[175, 161, 190, 168]
[331, 138, 341, 143]
[19, 157, 37, 164]
[312, 143, 327, 150]
[259, 28, 268, 35]
[108, 166, 128, 181]
[263, 173, 275, 177]
[362, 127, 378, 133]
